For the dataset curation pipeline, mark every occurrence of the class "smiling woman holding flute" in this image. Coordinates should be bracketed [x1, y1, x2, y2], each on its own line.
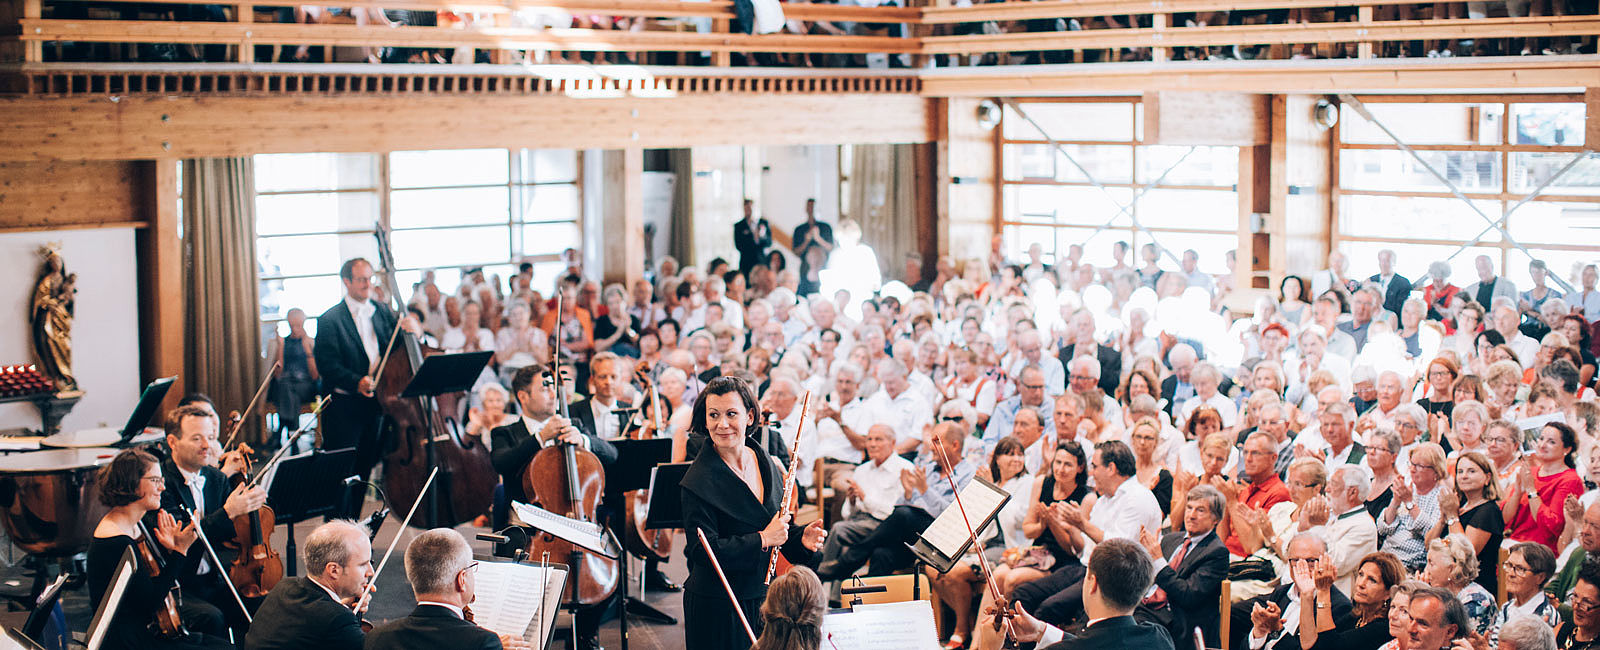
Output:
[680, 376, 826, 648]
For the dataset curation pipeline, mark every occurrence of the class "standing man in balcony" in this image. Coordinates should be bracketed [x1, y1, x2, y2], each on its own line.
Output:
[793, 198, 834, 296]
[734, 199, 773, 276]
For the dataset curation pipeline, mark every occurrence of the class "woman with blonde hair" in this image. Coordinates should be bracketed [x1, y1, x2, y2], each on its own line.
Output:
[1421, 534, 1496, 635]
[753, 566, 826, 650]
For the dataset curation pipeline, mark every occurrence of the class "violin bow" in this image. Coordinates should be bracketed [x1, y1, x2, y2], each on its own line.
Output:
[244, 395, 330, 491]
[224, 360, 280, 450]
[930, 438, 1018, 644]
[696, 528, 757, 646]
[371, 466, 439, 586]
[764, 391, 812, 585]
[179, 505, 253, 624]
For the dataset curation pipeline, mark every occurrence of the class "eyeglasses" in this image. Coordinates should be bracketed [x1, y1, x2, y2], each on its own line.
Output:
[1505, 563, 1534, 577]
[1021, 384, 1046, 391]
[1243, 450, 1276, 458]
[1287, 557, 1320, 566]
[1571, 595, 1600, 612]
[459, 561, 480, 577]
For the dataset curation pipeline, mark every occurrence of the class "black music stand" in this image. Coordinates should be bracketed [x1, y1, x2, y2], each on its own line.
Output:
[606, 440, 676, 627]
[642, 462, 690, 530]
[266, 448, 355, 576]
[399, 351, 493, 527]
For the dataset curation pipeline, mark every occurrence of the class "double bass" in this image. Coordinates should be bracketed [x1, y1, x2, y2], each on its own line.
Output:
[523, 298, 618, 607]
[371, 225, 497, 529]
[622, 361, 673, 562]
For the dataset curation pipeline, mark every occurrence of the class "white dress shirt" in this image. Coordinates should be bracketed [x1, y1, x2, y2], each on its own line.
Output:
[1178, 393, 1239, 428]
[415, 600, 465, 619]
[841, 454, 915, 520]
[177, 466, 211, 574]
[1249, 588, 1302, 650]
[522, 414, 592, 453]
[867, 388, 932, 445]
[1084, 477, 1163, 563]
[589, 397, 621, 440]
[1508, 332, 1540, 369]
[346, 296, 380, 374]
[1577, 288, 1600, 324]
[944, 375, 997, 416]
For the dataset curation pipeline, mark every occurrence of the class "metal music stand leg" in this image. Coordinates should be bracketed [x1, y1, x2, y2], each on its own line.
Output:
[285, 521, 298, 576]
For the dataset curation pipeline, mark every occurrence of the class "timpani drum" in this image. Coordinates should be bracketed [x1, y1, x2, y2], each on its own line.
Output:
[0, 448, 118, 557]
[40, 427, 163, 450]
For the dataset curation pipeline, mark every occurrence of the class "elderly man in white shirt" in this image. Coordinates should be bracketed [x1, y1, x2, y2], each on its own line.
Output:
[1005, 329, 1066, 397]
[1066, 355, 1124, 426]
[1491, 303, 1540, 369]
[866, 358, 933, 455]
[1313, 465, 1378, 594]
[817, 425, 914, 584]
[1178, 362, 1239, 429]
[1011, 440, 1163, 627]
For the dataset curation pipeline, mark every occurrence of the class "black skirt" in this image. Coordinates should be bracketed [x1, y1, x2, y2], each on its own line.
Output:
[684, 589, 764, 648]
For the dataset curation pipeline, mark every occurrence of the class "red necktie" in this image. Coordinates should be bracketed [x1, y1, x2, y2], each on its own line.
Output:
[1144, 538, 1192, 606]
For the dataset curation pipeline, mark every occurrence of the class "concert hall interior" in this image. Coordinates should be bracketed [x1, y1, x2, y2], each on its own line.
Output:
[4, 6, 1600, 649]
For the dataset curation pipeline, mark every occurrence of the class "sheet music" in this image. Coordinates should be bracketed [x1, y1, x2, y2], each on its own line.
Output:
[471, 561, 565, 645]
[822, 600, 940, 650]
[509, 501, 618, 558]
[916, 479, 1009, 560]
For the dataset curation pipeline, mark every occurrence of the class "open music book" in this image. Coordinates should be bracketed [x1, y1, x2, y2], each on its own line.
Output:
[510, 501, 620, 559]
[822, 600, 940, 650]
[470, 561, 569, 650]
[907, 476, 1010, 573]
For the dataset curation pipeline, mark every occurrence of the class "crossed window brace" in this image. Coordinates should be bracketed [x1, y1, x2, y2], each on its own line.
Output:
[1338, 93, 1591, 295]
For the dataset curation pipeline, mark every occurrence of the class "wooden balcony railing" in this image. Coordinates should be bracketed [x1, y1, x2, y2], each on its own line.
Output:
[3, 0, 1596, 67]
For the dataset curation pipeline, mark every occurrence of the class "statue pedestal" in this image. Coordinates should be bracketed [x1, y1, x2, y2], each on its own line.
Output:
[0, 390, 83, 436]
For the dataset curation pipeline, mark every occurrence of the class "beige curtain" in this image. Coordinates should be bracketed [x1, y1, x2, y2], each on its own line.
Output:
[848, 143, 919, 279]
[667, 148, 695, 266]
[183, 158, 265, 445]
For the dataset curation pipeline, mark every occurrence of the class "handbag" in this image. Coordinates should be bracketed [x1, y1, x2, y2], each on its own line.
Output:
[1009, 546, 1057, 572]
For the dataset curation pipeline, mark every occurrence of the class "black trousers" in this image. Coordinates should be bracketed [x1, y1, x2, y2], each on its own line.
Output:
[684, 589, 762, 648]
[822, 505, 932, 579]
[321, 393, 383, 481]
[1011, 562, 1087, 628]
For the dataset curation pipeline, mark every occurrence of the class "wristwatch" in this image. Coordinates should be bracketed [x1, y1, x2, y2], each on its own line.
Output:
[1446, 518, 1460, 528]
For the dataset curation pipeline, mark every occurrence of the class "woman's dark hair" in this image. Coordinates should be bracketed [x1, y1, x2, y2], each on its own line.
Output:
[1562, 314, 1594, 351]
[753, 566, 825, 650]
[1115, 368, 1161, 407]
[1511, 541, 1557, 580]
[98, 449, 159, 508]
[674, 281, 695, 301]
[657, 318, 680, 338]
[1354, 552, 1406, 626]
[1185, 406, 1224, 440]
[1546, 421, 1580, 468]
[706, 257, 728, 275]
[1452, 374, 1488, 403]
[990, 436, 1027, 485]
[767, 250, 787, 273]
[1475, 329, 1506, 349]
[1280, 274, 1310, 303]
[1319, 289, 1350, 314]
[690, 375, 761, 439]
[1054, 439, 1090, 490]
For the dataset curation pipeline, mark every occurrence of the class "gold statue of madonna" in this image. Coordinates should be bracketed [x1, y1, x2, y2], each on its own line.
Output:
[31, 246, 77, 392]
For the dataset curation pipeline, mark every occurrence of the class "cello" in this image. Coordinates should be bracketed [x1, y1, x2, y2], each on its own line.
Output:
[522, 296, 619, 608]
[371, 225, 497, 530]
[621, 361, 673, 562]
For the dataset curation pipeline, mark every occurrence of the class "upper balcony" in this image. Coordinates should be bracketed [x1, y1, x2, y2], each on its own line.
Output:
[3, 0, 1599, 97]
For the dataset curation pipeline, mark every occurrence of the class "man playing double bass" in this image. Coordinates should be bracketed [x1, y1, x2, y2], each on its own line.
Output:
[314, 257, 421, 482]
[154, 404, 268, 634]
[489, 364, 616, 650]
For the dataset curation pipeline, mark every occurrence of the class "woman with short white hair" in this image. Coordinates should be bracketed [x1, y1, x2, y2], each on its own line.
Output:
[1421, 534, 1496, 635]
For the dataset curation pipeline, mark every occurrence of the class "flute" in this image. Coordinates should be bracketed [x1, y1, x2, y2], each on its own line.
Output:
[764, 391, 812, 585]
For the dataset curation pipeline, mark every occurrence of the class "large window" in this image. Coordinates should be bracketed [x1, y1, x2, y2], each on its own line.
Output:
[998, 99, 1240, 275]
[1335, 97, 1599, 291]
[254, 148, 581, 336]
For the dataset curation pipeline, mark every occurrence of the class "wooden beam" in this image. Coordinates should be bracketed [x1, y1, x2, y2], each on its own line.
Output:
[601, 148, 644, 288]
[0, 93, 936, 161]
[0, 160, 146, 230]
[1587, 87, 1600, 149]
[918, 0, 1452, 23]
[136, 159, 183, 414]
[1142, 91, 1270, 145]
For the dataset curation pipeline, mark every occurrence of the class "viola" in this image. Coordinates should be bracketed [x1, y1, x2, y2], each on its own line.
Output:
[621, 361, 675, 562]
[132, 520, 188, 639]
[226, 454, 283, 598]
[523, 297, 618, 607]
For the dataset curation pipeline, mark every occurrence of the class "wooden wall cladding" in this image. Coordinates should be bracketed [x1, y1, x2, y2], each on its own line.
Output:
[1143, 91, 1270, 146]
[0, 93, 937, 162]
[0, 160, 147, 231]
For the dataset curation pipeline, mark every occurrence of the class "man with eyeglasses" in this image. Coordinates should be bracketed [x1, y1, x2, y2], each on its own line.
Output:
[366, 528, 524, 650]
[1058, 308, 1122, 396]
[1007, 329, 1066, 397]
[1068, 356, 1124, 427]
[1247, 401, 1297, 479]
[1318, 466, 1378, 595]
[1223, 433, 1292, 557]
[246, 520, 374, 650]
[1229, 532, 1353, 650]
[982, 365, 1055, 455]
[1548, 501, 1600, 601]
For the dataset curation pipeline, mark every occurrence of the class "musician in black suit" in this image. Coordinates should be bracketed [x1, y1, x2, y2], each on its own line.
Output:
[365, 528, 504, 650]
[733, 199, 773, 276]
[1369, 249, 1413, 318]
[1003, 538, 1174, 650]
[155, 404, 268, 633]
[313, 257, 416, 481]
[681, 376, 825, 648]
[569, 352, 631, 442]
[245, 520, 374, 650]
[1228, 533, 1354, 650]
[1136, 485, 1230, 650]
[488, 364, 615, 650]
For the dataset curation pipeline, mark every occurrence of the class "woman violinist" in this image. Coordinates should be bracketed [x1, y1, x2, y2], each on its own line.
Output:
[680, 376, 825, 647]
[86, 449, 232, 650]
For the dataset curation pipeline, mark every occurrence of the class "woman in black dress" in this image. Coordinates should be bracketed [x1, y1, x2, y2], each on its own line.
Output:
[1296, 552, 1407, 650]
[680, 376, 825, 648]
[86, 449, 231, 650]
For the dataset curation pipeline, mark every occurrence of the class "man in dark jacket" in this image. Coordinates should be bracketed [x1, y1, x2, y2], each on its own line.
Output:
[732, 199, 772, 275]
[364, 528, 504, 650]
[1002, 538, 1175, 650]
[1137, 485, 1230, 650]
[245, 520, 373, 650]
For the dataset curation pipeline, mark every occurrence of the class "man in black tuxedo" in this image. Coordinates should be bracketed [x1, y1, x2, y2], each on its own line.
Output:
[1228, 533, 1353, 650]
[792, 198, 834, 296]
[313, 257, 419, 482]
[489, 364, 616, 650]
[1136, 485, 1230, 650]
[1004, 538, 1175, 650]
[365, 528, 510, 650]
[568, 352, 631, 442]
[1059, 308, 1122, 395]
[157, 404, 268, 634]
[1369, 249, 1413, 319]
[732, 199, 773, 276]
[245, 520, 373, 650]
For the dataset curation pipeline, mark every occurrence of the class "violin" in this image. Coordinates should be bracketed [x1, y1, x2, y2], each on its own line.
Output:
[523, 295, 619, 607]
[221, 366, 288, 599]
[132, 519, 188, 639]
[621, 362, 674, 562]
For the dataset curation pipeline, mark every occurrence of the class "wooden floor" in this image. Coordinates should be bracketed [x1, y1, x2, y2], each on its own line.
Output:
[0, 499, 690, 650]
